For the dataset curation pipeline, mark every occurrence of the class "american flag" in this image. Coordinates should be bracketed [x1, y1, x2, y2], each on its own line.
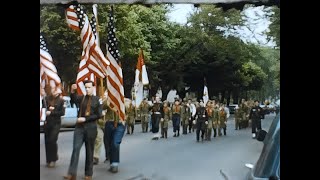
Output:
[65, 3, 109, 95]
[105, 6, 125, 122]
[40, 33, 61, 119]
[40, 33, 61, 91]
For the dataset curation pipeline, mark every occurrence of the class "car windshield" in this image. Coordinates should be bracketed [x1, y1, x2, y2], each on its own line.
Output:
[253, 114, 280, 178]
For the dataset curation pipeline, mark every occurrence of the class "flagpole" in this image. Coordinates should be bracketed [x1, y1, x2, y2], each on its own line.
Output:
[92, 4, 104, 97]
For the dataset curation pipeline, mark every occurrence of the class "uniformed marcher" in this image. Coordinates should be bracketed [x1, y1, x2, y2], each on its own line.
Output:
[206, 102, 214, 141]
[160, 101, 171, 138]
[151, 96, 163, 140]
[249, 100, 264, 139]
[126, 101, 135, 134]
[172, 99, 182, 137]
[93, 106, 108, 165]
[218, 105, 228, 136]
[139, 98, 150, 133]
[239, 99, 249, 128]
[194, 101, 208, 142]
[234, 106, 241, 130]
[212, 104, 220, 138]
[187, 99, 196, 133]
[181, 102, 192, 135]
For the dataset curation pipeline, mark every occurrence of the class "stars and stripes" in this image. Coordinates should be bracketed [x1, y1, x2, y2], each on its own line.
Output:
[65, 3, 109, 95]
[105, 6, 125, 121]
[40, 33, 61, 120]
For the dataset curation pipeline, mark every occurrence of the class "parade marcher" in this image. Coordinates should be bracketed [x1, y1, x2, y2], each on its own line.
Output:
[151, 96, 163, 140]
[182, 102, 192, 135]
[93, 107, 108, 165]
[103, 101, 126, 173]
[160, 101, 171, 138]
[205, 101, 214, 141]
[187, 99, 196, 133]
[194, 101, 208, 142]
[64, 81, 102, 180]
[44, 88, 65, 168]
[212, 104, 220, 138]
[218, 105, 228, 136]
[249, 100, 264, 139]
[172, 99, 182, 137]
[126, 101, 135, 134]
[239, 99, 249, 128]
[139, 98, 150, 133]
[234, 106, 241, 130]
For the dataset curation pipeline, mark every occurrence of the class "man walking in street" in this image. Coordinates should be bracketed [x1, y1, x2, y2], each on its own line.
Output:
[64, 81, 102, 180]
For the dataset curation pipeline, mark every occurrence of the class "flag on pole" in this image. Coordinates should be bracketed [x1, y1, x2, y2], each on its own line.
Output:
[203, 77, 209, 106]
[134, 48, 149, 107]
[40, 33, 62, 120]
[65, 3, 109, 95]
[105, 6, 125, 122]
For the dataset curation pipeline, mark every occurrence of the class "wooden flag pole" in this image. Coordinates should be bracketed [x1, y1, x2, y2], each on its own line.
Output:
[92, 4, 105, 97]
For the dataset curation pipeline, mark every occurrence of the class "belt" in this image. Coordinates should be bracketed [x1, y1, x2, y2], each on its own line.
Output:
[154, 112, 161, 114]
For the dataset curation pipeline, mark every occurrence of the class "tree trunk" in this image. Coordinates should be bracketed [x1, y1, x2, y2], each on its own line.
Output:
[226, 90, 231, 106]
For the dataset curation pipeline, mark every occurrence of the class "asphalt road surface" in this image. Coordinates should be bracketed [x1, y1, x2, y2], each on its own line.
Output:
[40, 114, 276, 180]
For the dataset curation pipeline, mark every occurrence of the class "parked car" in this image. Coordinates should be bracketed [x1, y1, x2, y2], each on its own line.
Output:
[246, 113, 280, 180]
[227, 104, 238, 114]
[61, 96, 78, 128]
[40, 96, 78, 132]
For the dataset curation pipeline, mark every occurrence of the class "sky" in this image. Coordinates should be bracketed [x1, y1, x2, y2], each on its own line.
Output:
[167, 4, 276, 47]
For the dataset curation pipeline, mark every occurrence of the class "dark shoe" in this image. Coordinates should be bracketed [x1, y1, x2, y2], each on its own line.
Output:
[93, 157, 99, 165]
[152, 137, 159, 140]
[197, 140, 199, 142]
[160, 136, 164, 138]
[173, 134, 176, 137]
[84, 176, 92, 180]
[126, 132, 130, 134]
[63, 175, 76, 180]
[109, 166, 118, 173]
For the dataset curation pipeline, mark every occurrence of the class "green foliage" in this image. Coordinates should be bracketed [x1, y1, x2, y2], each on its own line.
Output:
[40, 4, 279, 101]
[267, 6, 280, 48]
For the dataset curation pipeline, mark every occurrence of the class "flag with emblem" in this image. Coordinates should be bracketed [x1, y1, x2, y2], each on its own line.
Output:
[105, 6, 125, 122]
[203, 77, 209, 106]
[134, 48, 149, 107]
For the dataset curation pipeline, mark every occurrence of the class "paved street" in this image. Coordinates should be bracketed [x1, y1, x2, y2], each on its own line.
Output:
[40, 114, 276, 180]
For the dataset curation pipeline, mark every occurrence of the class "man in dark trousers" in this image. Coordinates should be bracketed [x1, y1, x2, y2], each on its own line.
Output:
[194, 101, 208, 142]
[64, 80, 102, 180]
[44, 88, 65, 168]
[151, 96, 163, 140]
[249, 100, 264, 139]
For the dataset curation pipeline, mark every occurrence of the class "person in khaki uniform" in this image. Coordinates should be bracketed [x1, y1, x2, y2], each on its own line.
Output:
[206, 102, 214, 141]
[160, 101, 171, 138]
[126, 101, 136, 134]
[234, 106, 241, 130]
[172, 99, 182, 137]
[212, 104, 220, 138]
[218, 105, 228, 136]
[239, 100, 249, 129]
[181, 102, 191, 135]
[139, 98, 150, 133]
[93, 106, 108, 165]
